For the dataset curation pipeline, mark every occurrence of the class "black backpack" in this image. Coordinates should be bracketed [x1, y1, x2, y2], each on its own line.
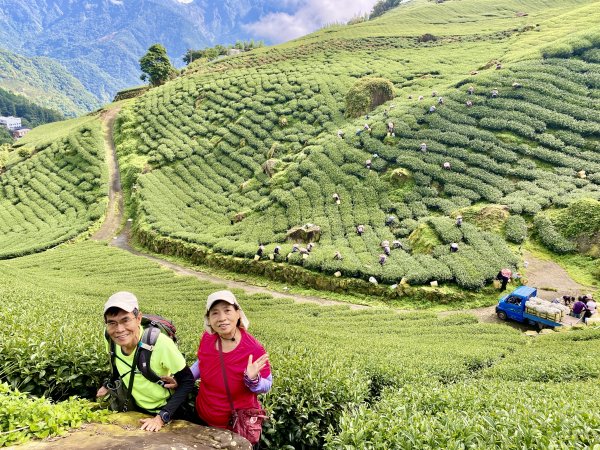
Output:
[106, 314, 178, 385]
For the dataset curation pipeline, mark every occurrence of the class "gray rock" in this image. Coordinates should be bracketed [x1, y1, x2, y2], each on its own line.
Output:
[286, 224, 322, 243]
[9, 412, 251, 450]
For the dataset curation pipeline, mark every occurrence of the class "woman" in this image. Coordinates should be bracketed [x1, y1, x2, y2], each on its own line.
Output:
[191, 290, 272, 441]
[583, 295, 596, 323]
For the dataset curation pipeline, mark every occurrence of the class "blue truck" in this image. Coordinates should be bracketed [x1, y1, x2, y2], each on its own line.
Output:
[495, 286, 580, 328]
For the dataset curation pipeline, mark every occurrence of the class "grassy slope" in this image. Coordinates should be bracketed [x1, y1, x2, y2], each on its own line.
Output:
[114, 0, 600, 293]
[0, 242, 598, 447]
[0, 115, 107, 258]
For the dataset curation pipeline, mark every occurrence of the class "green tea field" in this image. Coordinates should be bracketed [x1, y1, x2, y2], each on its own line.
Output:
[1, 242, 599, 448]
[2, 0, 600, 447]
[112, 0, 600, 292]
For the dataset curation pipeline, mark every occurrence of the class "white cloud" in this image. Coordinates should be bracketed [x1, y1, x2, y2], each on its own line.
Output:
[243, 0, 378, 44]
[175, 0, 194, 3]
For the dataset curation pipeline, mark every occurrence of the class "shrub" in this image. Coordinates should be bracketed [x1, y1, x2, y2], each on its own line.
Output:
[418, 33, 438, 43]
[553, 199, 600, 238]
[505, 215, 527, 243]
[17, 147, 32, 158]
[533, 215, 576, 254]
[345, 77, 395, 118]
[0, 383, 108, 446]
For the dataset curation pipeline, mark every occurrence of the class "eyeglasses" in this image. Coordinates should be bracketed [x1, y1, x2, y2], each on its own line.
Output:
[106, 316, 135, 329]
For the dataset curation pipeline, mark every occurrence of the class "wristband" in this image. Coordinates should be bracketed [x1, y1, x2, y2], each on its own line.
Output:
[243, 370, 260, 387]
[158, 410, 171, 424]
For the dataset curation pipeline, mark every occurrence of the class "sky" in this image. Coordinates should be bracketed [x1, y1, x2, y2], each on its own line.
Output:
[243, 0, 380, 44]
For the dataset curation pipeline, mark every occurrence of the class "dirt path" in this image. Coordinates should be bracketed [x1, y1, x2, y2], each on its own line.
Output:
[91, 107, 123, 241]
[90, 106, 366, 310]
[522, 250, 594, 299]
[93, 105, 592, 321]
[111, 224, 369, 310]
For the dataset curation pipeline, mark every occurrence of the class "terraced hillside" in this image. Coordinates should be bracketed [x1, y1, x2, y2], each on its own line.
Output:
[1, 242, 599, 447]
[116, 0, 600, 290]
[0, 116, 106, 258]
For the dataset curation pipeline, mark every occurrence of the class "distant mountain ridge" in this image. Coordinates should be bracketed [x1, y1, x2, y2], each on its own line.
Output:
[0, 0, 274, 105]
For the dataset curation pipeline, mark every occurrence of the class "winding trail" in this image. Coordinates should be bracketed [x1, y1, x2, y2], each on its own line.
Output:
[91, 107, 123, 241]
[92, 106, 594, 321]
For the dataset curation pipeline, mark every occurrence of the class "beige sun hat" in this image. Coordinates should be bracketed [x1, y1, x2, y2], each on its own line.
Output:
[204, 290, 250, 333]
[104, 291, 139, 315]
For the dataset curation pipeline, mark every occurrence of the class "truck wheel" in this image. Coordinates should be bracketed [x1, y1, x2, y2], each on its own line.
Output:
[497, 311, 508, 321]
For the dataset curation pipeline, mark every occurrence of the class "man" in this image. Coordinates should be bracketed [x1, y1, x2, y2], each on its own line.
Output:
[572, 297, 587, 319]
[495, 270, 510, 291]
[96, 291, 194, 431]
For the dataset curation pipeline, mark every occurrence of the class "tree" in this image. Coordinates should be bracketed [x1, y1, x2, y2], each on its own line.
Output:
[204, 48, 219, 60]
[370, 0, 402, 19]
[140, 44, 175, 87]
[0, 143, 10, 171]
[183, 49, 204, 65]
[0, 127, 12, 146]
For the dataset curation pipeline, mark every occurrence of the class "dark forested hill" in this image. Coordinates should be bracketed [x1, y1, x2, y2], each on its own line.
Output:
[0, 86, 63, 127]
[0, 0, 274, 104]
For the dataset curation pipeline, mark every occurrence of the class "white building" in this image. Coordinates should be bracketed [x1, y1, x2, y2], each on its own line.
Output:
[0, 116, 21, 130]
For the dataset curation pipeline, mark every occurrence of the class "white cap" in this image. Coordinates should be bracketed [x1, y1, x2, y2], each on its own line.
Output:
[104, 291, 139, 314]
[204, 290, 250, 333]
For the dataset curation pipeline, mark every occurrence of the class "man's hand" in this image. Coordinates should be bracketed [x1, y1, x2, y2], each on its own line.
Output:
[96, 385, 109, 398]
[140, 415, 164, 432]
[160, 375, 177, 389]
[246, 353, 269, 380]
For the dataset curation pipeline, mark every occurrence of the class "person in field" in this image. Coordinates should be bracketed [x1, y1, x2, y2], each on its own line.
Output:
[186, 291, 272, 442]
[381, 240, 391, 256]
[584, 295, 596, 323]
[495, 270, 510, 291]
[96, 292, 194, 431]
[571, 297, 586, 318]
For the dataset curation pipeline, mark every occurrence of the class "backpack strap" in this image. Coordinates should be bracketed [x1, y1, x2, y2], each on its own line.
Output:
[104, 330, 138, 412]
[136, 325, 163, 384]
[105, 329, 120, 382]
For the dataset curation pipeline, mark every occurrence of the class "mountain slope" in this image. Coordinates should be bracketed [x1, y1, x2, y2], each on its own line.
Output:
[112, 0, 600, 291]
[0, 48, 100, 116]
[0, 0, 275, 103]
[0, 115, 106, 257]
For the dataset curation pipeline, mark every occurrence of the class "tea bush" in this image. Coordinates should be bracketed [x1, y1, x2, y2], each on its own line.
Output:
[1, 243, 599, 448]
[505, 215, 528, 243]
[326, 381, 600, 449]
[0, 383, 108, 447]
[533, 215, 577, 254]
[344, 77, 395, 118]
[0, 244, 600, 449]
[0, 120, 105, 258]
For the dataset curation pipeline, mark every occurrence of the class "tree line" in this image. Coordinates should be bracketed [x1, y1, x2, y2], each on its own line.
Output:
[139, 40, 265, 88]
[183, 40, 265, 65]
